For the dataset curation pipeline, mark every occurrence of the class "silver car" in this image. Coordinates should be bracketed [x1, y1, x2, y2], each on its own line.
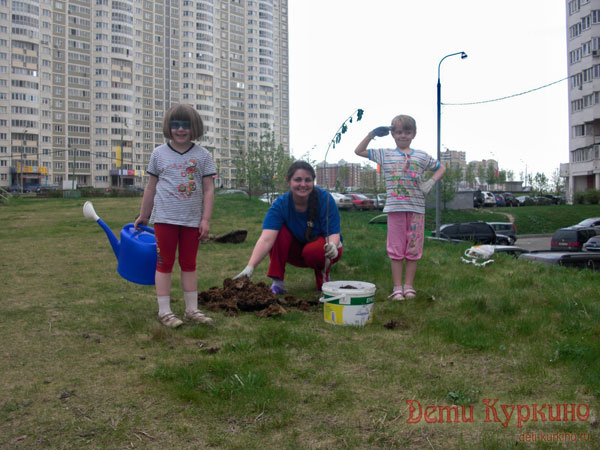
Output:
[583, 235, 600, 252]
[331, 192, 353, 210]
[576, 217, 600, 232]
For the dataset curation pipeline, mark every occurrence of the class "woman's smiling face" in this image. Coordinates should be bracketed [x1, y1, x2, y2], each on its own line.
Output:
[288, 169, 314, 200]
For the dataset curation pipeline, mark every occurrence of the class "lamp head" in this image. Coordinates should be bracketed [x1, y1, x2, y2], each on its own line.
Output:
[461, 52, 468, 59]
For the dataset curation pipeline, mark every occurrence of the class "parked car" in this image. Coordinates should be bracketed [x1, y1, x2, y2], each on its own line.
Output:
[516, 195, 552, 206]
[516, 195, 530, 205]
[490, 245, 529, 258]
[540, 194, 564, 205]
[39, 184, 59, 191]
[126, 185, 144, 193]
[331, 192, 353, 210]
[502, 192, 519, 207]
[583, 235, 600, 252]
[550, 226, 597, 252]
[8, 184, 46, 193]
[473, 190, 485, 208]
[258, 192, 280, 204]
[482, 191, 496, 207]
[494, 193, 506, 207]
[363, 193, 386, 210]
[24, 184, 45, 193]
[531, 196, 553, 206]
[345, 193, 375, 210]
[431, 221, 500, 245]
[575, 217, 600, 232]
[216, 189, 249, 197]
[519, 251, 600, 271]
[487, 222, 517, 244]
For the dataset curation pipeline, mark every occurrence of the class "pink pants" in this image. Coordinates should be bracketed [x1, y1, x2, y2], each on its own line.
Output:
[387, 212, 424, 260]
[153, 223, 199, 273]
[267, 226, 343, 291]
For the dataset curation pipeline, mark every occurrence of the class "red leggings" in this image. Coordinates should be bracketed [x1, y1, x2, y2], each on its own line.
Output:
[153, 223, 199, 273]
[267, 226, 343, 291]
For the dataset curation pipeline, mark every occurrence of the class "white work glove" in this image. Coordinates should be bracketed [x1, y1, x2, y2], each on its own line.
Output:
[233, 265, 254, 280]
[324, 242, 338, 260]
[421, 178, 436, 195]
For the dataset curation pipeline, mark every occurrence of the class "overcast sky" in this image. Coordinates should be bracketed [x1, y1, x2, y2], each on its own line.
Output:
[288, 0, 568, 181]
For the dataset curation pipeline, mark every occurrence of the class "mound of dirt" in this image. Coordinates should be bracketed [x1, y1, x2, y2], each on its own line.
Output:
[210, 229, 247, 244]
[198, 277, 317, 317]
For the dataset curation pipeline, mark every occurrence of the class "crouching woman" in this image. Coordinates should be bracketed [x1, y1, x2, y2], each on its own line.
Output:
[234, 161, 342, 293]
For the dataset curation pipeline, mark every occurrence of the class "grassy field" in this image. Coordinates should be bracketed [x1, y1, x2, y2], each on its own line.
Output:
[1, 197, 599, 449]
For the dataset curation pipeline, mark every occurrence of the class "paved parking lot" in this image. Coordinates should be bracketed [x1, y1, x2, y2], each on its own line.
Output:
[516, 234, 552, 252]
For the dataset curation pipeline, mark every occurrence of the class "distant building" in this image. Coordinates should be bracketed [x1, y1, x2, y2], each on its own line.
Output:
[562, 0, 600, 202]
[440, 149, 467, 167]
[0, 0, 289, 190]
[315, 160, 360, 190]
[315, 159, 382, 191]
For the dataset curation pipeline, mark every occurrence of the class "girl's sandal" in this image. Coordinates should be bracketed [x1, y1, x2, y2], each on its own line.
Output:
[403, 287, 417, 299]
[158, 312, 183, 328]
[388, 290, 405, 301]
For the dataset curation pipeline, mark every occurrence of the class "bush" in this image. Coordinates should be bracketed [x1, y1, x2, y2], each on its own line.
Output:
[585, 189, 600, 204]
[574, 191, 586, 204]
[108, 188, 141, 198]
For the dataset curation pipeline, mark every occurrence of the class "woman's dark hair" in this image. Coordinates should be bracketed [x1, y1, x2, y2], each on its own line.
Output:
[286, 161, 319, 242]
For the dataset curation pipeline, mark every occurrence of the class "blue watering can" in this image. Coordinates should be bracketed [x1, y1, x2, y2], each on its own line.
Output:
[83, 201, 157, 285]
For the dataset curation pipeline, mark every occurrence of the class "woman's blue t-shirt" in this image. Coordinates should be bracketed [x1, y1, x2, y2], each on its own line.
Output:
[262, 187, 341, 244]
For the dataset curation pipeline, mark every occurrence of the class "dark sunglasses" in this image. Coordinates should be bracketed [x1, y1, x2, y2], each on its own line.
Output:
[170, 120, 191, 130]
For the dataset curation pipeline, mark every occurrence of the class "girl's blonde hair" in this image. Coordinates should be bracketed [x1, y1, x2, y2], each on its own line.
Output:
[163, 104, 204, 140]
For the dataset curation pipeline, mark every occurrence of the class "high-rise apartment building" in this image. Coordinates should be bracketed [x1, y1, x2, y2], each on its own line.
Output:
[0, 0, 289, 190]
[563, 0, 600, 200]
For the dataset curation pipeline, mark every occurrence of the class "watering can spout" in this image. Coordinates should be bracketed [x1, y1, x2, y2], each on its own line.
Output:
[83, 201, 120, 259]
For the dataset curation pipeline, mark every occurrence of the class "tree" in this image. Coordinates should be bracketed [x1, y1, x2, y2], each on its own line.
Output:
[335, 164, 349, 193]
[497, 169, 507, 185]
[233, 128, 291, 199]
[531, 172, 549, 194]
[360, 162, 377, 192]
[439, 163, 461, 209]
[465, 164, 476, 188]
[477, 165, 486, 189]
[486, 162, 497, 190]
[550, 169, 565, 194]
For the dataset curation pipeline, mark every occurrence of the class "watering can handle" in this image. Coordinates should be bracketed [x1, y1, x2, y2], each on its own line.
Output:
[136, 224, 155, 235]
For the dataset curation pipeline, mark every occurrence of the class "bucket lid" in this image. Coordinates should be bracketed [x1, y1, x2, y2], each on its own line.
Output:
[322, 280, 376, 292]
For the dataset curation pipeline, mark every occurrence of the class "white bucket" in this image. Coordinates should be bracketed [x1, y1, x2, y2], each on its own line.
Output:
[319, 280, 376, 326]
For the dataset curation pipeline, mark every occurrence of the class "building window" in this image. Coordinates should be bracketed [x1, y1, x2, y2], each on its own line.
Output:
[572, 124, 586, 137]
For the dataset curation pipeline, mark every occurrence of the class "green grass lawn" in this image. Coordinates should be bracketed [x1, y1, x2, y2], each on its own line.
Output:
[1, 197, 599, 449]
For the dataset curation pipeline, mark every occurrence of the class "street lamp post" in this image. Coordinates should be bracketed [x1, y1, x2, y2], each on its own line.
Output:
[436, 51, 467, 237]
